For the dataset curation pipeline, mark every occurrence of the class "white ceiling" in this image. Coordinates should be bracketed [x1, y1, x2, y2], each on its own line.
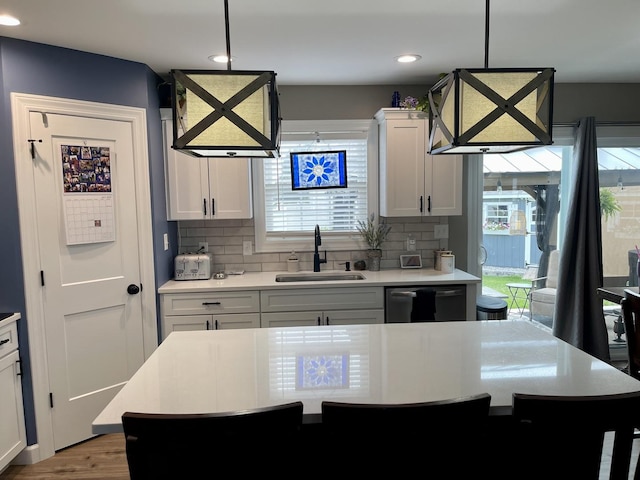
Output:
[1, 0, 639, 86]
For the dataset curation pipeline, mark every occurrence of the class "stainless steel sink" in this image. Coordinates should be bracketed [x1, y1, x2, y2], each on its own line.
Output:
[275, 272, 366, 282]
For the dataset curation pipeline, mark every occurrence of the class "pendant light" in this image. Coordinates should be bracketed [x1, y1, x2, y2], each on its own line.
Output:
[170, 0, 280, 158]
[427, 0, 555, 155]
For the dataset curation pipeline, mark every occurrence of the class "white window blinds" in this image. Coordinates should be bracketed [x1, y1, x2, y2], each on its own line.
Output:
[263, 134, 369, 234]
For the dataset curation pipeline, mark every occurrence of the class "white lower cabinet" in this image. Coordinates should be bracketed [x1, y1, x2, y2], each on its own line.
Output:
[261, 309, 384, 328]
[161, 287, 384, 336]
[163, 313, 260, 335]
[0, 314, 26, 472]
[260, 287, 384, 328]
[161, 292, 260, 340]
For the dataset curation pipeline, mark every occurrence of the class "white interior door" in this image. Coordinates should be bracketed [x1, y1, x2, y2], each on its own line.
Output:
[29, 112, 146, 450]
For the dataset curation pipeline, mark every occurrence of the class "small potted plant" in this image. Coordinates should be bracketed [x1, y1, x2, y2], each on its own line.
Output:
[356, 213, 391, 271]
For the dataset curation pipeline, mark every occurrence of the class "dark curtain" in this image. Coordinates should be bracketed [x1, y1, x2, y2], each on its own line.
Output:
[534, 185, 560, 279]
[553, 117, 609, 361]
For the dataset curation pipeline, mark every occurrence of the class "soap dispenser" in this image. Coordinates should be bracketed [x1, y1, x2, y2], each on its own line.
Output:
[287, 251, 299, 272]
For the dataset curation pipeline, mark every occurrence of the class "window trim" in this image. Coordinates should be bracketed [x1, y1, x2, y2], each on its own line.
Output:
[252, 119, 379, 253]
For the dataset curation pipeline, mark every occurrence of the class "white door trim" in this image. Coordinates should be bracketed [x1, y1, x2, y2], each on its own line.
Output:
[10, 93, 158, 462]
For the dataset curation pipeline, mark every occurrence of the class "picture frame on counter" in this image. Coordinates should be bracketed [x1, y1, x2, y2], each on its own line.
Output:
[400, 254, 422, 269]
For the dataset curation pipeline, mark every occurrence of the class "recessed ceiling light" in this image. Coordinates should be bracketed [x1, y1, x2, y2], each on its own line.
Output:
[0, 14, 20, 26]
[208, 54, 235, 64]
[395, 54, 422, 63]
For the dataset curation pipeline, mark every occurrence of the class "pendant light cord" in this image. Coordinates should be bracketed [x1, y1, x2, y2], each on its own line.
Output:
[224, 0, 232, 71]
[484, 0, 490, 69]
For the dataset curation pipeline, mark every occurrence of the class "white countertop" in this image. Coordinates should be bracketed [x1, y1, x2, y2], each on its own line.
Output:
[0, 312, 20, 327]
[92, 319, 640, 434]
[158, 268, 481, 294]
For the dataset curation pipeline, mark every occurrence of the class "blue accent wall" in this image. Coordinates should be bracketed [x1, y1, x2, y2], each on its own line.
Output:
[0, 36, 177, 446]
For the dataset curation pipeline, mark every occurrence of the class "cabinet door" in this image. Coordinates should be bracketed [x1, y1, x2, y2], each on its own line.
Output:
[379, 116, 427, 217]
[162, 111, 210, 220]
[162, 291, 260, 316]
[0, 350, 26, 472]
[162, 315, 211, 340]
[207, 157, 253, 219]
[426, 154, 463, 216]
[261, 311, 322, 328]
[324, 309, 384, 326]
[214, 313, 260, 330]
[261, 287, 384, 313]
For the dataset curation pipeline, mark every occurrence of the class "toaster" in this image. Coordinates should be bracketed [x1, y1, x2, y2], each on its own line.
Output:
[174, 253, 212, 280]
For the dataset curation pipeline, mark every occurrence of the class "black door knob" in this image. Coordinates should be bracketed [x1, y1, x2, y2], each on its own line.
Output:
[127, 284, 140, 295]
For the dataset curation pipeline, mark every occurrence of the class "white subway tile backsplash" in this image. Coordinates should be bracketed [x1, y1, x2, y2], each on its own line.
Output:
[178, 217, 449, 272]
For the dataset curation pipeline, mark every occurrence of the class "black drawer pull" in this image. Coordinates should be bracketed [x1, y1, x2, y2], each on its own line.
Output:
[202, 302, 222, 306]
[0, 338, 10, 346]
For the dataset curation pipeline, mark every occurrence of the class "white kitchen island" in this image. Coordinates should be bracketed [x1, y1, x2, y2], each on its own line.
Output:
[92, 319, 640, 434]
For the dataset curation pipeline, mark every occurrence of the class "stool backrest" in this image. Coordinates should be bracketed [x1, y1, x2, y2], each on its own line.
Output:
[122, 401, 303, 478]
[622, 288, 640, 379]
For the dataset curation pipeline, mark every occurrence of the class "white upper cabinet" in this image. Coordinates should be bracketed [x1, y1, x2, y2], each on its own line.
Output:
[161, 109, 253, 220]
[376, 108, 462, 217]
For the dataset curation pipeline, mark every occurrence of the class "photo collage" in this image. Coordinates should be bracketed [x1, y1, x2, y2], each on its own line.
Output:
[62, 144, 111, 193]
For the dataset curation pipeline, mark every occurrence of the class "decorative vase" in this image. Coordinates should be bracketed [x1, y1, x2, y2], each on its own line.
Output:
[367, 249, 382, 271]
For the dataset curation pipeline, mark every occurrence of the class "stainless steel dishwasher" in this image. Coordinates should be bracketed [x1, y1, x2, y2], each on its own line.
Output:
[384, 285, 467, 322]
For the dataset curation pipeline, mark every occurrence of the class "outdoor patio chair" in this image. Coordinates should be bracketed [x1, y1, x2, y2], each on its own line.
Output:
[529, 249, 559, 322]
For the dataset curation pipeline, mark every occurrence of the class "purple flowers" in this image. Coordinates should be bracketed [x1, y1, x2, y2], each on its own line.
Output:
[400, 96, 418, 109]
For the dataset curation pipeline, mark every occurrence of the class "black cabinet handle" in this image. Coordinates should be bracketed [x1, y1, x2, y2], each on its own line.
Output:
[0, 338, 10, 346]
[428, 195, 432, 212]
[317, 316, 321, 326]
[203, 198, 207, 216]
[206, 320, 210, 330]
[326, 316, 330, 325]
[211, 198, 215, 216]
[215, 319, 219, 330]
[420, 195, 423, 213]
[202, 302, 222, 305]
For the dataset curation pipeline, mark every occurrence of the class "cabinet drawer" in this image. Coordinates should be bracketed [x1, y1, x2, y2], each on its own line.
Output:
[0, 319, 18, 357]
[260, 287, 383, 313]
[162, 291, 260, 315]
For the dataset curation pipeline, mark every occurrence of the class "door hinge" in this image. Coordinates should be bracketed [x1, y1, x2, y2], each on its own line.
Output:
[49, 392, 54, 408]
[40, 270, 45, 286]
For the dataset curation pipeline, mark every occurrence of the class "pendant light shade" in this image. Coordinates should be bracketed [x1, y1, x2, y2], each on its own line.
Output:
[170, 0, 280, 158]
[427, 0, 555, 155]
[428, 67, 554, 154]
[171, 69, 280, 158]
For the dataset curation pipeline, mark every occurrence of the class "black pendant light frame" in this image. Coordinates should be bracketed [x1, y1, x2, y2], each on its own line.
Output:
[170, 0, 281, 158]
[427, 0, 555, 155]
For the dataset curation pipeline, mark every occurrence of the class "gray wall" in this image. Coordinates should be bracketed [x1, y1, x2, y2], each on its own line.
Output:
[278, 83, 640, 123]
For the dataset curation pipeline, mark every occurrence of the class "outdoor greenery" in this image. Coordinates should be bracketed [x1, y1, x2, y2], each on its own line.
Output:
[600, 188, 622, 220]
[483, 274, 530, 310]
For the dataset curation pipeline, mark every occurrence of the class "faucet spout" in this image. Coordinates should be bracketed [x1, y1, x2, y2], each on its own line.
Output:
[313, 224, 327, 272]
[315, 225, 322, 249]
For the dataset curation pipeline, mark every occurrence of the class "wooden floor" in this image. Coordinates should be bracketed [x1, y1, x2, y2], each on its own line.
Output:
[0, 435, 129, 480]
